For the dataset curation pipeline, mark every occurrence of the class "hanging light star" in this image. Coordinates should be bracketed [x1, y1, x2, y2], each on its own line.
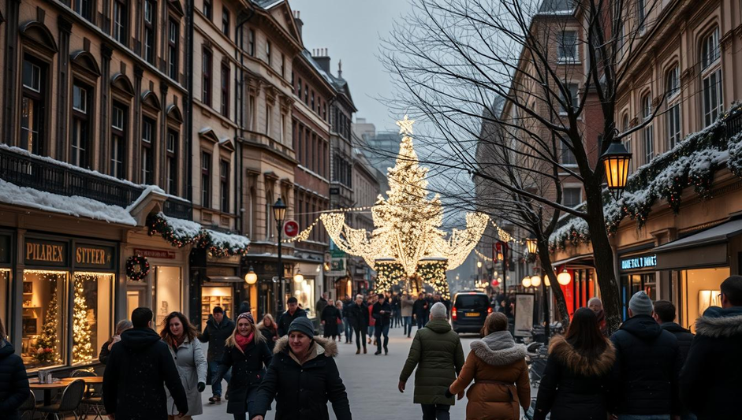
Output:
[396, 114, 415, 135]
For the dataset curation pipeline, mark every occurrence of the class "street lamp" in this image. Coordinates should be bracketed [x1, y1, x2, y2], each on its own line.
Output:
[601, 137, 632, 200]
[526, 236, 538, 255]
[273, 198, 287, 314]
[522, 276, 532, 288]
[557, 268, 572, 285]
[293, 269, 304, 283]
[530, 274, 541, 287]
[244, 265, 258, 285]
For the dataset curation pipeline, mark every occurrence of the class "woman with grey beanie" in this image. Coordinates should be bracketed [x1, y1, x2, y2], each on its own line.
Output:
[251, 317, 351, 420]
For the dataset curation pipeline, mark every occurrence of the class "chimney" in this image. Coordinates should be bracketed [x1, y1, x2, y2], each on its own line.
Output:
[338, 60, 342, 79]
[313, 48, 331, 74]
[293, 11, 303, 40]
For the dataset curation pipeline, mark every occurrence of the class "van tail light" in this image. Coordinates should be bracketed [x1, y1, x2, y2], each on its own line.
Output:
[452, 307, 457, 321]
[488, 306, 493, 314]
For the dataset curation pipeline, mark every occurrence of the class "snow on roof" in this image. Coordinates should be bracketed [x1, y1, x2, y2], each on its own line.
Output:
[160, 213, 203, 238]
[206, 229, 251, 251]
[0, 178, 137, 226]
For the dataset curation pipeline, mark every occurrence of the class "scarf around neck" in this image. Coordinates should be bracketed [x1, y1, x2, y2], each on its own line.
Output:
[235, 332, 254, 351]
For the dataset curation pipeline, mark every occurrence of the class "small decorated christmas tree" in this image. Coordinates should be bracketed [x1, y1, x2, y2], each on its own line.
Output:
[35, 289, 61, 364]
[72, 275, 94, 364]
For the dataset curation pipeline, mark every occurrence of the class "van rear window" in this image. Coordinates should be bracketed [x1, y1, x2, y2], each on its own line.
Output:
[455, 295, 489, 310]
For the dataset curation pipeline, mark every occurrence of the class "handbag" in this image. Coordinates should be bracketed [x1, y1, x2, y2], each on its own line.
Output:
[337, 317, 343, 325]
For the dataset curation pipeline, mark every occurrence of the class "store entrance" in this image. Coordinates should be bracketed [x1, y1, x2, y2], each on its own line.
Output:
[620, 273, 656, 320]
[201, 283, 234, 330]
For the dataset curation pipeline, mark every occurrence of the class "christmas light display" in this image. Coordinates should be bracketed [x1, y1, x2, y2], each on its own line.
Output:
[417, 260, 450, 300]
[321, 116, 488, 281]
[72, 274, 94, 364]
[31, 271, 65, 365]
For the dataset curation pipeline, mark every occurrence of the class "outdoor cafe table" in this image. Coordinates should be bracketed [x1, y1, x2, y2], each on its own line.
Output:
[29, 376, 103, 405]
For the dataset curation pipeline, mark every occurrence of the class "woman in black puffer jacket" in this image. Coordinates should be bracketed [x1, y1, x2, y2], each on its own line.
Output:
[251, 317, 351, 420]
[0, 318, 30, 420]
[534, 308, 616, 420]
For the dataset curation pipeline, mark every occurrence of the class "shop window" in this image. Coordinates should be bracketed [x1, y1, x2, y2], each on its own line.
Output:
[0, 270, 10, 338]
[680, 267, 728, 331]
[201, 286, 233, 330]
[294, 277, 315, 319]
[21, 270, 68, 370]
[154, 266, 182, 328]
[620, 273, 656, 320]
[71, 273, 113, 365]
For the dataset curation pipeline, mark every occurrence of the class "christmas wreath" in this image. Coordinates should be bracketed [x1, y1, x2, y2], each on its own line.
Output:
[126, 255, 150, 281]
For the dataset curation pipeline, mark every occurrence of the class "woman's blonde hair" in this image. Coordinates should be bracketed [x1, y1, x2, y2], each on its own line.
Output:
[481, 312, 509, 336]
[225, 316, 264, 347]
[335, 300, 343, 309]
[257, 314, 277, 332]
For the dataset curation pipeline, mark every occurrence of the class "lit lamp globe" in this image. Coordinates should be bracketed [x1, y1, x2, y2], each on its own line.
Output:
[293, 272, 304, 283]
[477, 261, 483, 269]
[602, 138, 632, 200]
[544, 275, 551, 287]
[530, 275, 541, 287]
[244, 267, 258, 285]
[522, 277, 532, 288]
[557, 269, 572, 286]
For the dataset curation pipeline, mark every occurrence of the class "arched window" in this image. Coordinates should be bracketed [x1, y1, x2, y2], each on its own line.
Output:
[665, 66, 681, 149]
[642, 93, 654, 164]
[701, 27, 723, 127]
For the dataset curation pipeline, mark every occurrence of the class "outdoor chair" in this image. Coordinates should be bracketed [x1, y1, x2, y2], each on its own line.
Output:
[70, 370, 104, 420]
[19, 391, 37, 419]
[36, 379, 85, 420]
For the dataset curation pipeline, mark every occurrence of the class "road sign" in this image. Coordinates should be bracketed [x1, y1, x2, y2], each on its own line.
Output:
[284, 220, 300, 238]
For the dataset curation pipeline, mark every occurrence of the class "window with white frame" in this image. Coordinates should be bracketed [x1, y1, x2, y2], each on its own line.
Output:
[141, 117, 155, 184]
[701, 28, 723, 128]
[561, 141, 576, 165]
[71, 82, 91, 168]
[642, 94, 654, 164]
[563, 187, 582, 208]
[21, 57, 46, 156]
[111, 103, 127, 179]
[168, 18, 179, 81]
[113, 0, 128, 45]
[560, 83, 579, 114]
[666, 66, 681, 150]
[558, 31, 578, 62]
[143, 0, 156, 65]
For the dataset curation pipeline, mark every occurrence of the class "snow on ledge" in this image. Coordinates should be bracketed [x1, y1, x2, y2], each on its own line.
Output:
[0, 178, 137, 226]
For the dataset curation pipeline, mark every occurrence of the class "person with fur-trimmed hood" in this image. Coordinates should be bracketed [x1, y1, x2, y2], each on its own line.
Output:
[250, 317, 351, 420]
[534, 308, 616, 420]
[445, 312, 529, 420]
[680, 275, 742, 420]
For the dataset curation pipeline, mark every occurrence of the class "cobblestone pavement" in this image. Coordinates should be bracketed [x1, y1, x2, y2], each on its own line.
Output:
[199, 324, 530, 419]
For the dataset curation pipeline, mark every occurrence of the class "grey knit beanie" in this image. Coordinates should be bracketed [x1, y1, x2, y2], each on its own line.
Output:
[629, 291, 653, 316]
[287, 317, 315, 339]
[430, 302, 447, 319]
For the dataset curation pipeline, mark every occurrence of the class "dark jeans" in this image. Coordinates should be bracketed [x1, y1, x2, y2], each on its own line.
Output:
[416, 315, 425, 329]
[421, 403, 450, 420]
[354, 327, 367, 350]
[375, 324, 390, 352]
[209, 360, 232, 397]
[344, 318, 353, 342]
[403, 316, 413, 335]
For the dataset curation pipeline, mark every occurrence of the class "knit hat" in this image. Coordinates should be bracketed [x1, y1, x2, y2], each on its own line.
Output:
[237, 312, 254, 324]
[629, 291, 653, 316]
[430, 302, 447, 319]
[287, 317, 315, 339]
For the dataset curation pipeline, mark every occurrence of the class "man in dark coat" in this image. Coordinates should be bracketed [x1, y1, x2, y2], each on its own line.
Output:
[653, 300, 694, 362]
[103, 307, 188, 420]
[0, 319, 29, 420]
[372, 294, 392, 355]
[610, 291, 682, 419]
[680, 275, 742, 420]
[347, 294, 369, 354]
[197, 306, 235, 403]
[277, 297, 307, 337]
[413, 293, 429, 330]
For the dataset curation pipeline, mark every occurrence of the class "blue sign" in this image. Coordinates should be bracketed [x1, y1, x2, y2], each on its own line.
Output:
[621, 254, 657, 271]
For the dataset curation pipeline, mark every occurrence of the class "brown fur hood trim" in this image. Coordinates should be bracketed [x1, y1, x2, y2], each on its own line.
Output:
[548, 335, 616, 377]
[695, 313, 742, 338]
[274, 336, 339, 358]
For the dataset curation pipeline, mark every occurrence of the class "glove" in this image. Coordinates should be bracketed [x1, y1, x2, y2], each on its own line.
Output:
[444, 388, 454, 398]
[197, 382, 205, 393]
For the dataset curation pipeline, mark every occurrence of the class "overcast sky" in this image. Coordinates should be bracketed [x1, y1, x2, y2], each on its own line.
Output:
[290, 0, 413, 132]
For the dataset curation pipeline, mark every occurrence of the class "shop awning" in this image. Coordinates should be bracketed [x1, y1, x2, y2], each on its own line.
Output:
[551, 254, 594, 267]
[653, 219, 742, 253]
[206, 276, 243, 283]
[651, 219, 742, 270]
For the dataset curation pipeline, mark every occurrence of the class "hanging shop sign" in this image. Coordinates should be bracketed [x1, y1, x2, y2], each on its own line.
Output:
[133, 248, 176, 259]
[620, 254, 657, 271]
[25, 239, 68, 267]
[75, 244, 115, 270]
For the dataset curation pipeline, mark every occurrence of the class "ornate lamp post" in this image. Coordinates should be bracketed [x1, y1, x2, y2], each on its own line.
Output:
[601, 137, 632, 200]
[273, 198, 287, 314]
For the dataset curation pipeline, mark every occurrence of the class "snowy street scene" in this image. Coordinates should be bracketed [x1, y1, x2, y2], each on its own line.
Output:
[1, 0, 741, 419]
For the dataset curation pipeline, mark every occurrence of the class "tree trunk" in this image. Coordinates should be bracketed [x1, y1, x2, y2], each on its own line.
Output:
[539, 249, 571, 330]
[584, 181, 622, 334]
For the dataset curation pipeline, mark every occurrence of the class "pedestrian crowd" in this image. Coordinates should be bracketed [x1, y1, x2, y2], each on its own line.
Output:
[1, 278, 740, 420]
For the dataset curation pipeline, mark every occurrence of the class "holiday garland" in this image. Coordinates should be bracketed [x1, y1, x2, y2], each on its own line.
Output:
[147, 212, 250, 257]
[126, 255, 150, 281]
[549, 104, 742, 252]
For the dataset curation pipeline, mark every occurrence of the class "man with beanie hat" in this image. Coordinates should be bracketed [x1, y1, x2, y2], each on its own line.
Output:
[287, 316, 315, 339]
[610, 291, 683, 420]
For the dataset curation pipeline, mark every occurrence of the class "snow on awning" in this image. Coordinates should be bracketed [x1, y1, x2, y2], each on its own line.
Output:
[147, 212, 250, 256]
[0, 178, 137, 226]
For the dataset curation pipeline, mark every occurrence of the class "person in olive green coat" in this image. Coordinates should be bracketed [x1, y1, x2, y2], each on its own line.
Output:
[399, 302, 465, 420]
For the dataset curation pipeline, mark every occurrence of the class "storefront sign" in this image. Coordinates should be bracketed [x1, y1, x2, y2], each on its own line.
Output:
[134, 248, 176, 259]
[621, 254, 657, 271]
[206, 253, 241, 265]
[328, 258, 346, 277]
[25, 239, 67, 266]
[75, 244, 115, 270]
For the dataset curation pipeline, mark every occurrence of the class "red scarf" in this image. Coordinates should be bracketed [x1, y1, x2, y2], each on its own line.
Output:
[235, 332, 254, 351]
